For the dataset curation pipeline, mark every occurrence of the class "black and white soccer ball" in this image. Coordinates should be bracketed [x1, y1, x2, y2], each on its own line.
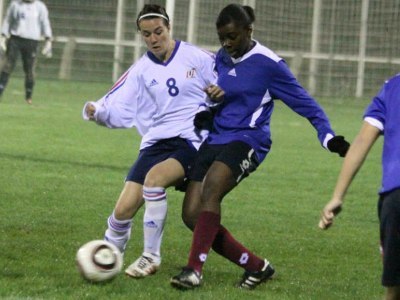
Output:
[76, 240, 123, 282]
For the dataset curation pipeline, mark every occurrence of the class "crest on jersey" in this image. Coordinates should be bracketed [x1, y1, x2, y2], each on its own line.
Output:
[186, 68, 197, 78]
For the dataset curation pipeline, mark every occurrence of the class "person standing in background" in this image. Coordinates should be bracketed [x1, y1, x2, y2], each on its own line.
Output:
[0, 0, 52, 104]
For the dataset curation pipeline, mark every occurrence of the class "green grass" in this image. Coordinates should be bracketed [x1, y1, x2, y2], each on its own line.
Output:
[0, 78, 384, 299]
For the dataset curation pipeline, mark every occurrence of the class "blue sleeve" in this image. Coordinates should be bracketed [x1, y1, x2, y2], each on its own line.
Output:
[364, 81, 386, 126]
[269, 60, 335, 145]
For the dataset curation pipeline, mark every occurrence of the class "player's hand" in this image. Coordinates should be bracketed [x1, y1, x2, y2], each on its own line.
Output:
[205, 84, 224, 103]
[41, 40, 52, 58]
[194, 110, 213, 131]
[85, 103, 96, 121]
[0, 35, 7, 53]
[318, 199, 343, 230]
[327, 135, 350, 157]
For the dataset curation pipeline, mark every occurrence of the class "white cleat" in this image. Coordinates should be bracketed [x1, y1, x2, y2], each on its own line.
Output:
[125, 254, 161, 278]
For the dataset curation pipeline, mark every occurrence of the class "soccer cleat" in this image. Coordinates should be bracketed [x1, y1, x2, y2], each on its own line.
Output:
[125, 254, 160, 278]
[26, 98, 32, 105]
[237, 259, 275, 289]
[170, 267, 202, 289]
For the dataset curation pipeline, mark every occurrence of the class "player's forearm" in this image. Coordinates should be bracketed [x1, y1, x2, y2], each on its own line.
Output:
[331, 147, 365, 201]
[332, 122, 379, 201]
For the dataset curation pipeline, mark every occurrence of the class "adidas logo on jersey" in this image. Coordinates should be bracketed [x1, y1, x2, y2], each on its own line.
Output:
[228, 68, 237, 76]
[149, 79, 158, 87]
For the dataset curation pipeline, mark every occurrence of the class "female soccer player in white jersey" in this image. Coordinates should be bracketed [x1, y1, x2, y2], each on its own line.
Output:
[171, 4, 350, 290]
[82, 4, 219, 278]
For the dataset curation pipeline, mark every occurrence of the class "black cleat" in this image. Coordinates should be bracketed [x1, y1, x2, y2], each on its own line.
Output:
[170, 267, 202, 290]
[238, 259, 275, 290]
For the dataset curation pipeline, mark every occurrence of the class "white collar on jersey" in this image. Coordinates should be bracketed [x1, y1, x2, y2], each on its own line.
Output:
[231, 40, 258, 64]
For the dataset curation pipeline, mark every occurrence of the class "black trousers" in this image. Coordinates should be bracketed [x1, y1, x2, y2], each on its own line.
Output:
[0, 35, 39, 99]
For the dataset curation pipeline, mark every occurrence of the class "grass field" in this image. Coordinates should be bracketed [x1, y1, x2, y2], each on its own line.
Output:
[0, 78, 384, 299]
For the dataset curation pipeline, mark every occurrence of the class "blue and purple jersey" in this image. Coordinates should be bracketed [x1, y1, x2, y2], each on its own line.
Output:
[208, 41, 335, 163]
[364, 73, 400, 194]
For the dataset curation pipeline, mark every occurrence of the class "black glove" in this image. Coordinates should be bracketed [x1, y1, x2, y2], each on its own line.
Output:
[194, 110, 214, 131]
[327, 135, 350, 157]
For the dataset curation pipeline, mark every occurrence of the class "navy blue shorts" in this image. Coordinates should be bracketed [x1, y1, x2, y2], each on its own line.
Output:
[188, 141, 259, 183]
[378, 188, 400, 287]
[126, 137, 197, 185]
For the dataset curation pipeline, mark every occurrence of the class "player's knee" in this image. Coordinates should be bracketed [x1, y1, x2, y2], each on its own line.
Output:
[385, 286, 400, 300]
[143, 173, 165, 188]
[201, 185, 224, 206]
[203, 173, 223, 195]
[182, 214, 195, 231]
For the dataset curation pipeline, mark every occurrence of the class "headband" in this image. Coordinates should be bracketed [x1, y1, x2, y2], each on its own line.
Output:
[137, 13, 169, 22]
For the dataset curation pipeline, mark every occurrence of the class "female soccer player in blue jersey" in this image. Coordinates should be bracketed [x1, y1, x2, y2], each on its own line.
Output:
[319, 74, 400, 300]
[171, 3, 349, 290]
[83, 4, 219, 278]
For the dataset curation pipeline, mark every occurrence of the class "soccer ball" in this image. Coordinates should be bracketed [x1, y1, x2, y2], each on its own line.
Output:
[76, 240, 123, 282]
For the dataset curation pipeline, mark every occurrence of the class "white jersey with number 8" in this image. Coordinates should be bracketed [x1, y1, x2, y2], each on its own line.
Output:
[87, 40, 216, 150]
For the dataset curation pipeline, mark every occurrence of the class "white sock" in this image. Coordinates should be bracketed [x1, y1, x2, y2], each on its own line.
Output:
[143, 186, 167, 259]
[104, 211, 132, 253]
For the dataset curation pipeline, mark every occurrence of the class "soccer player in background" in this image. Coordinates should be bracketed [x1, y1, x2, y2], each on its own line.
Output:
[0, 0, 52, 104]
[170, 3, 350, 290]
[319, 74, 400, 300]
[82, 4, 220, 278]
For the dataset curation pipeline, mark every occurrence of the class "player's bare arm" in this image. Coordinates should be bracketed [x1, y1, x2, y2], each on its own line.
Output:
[319, 121, 381, 229]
